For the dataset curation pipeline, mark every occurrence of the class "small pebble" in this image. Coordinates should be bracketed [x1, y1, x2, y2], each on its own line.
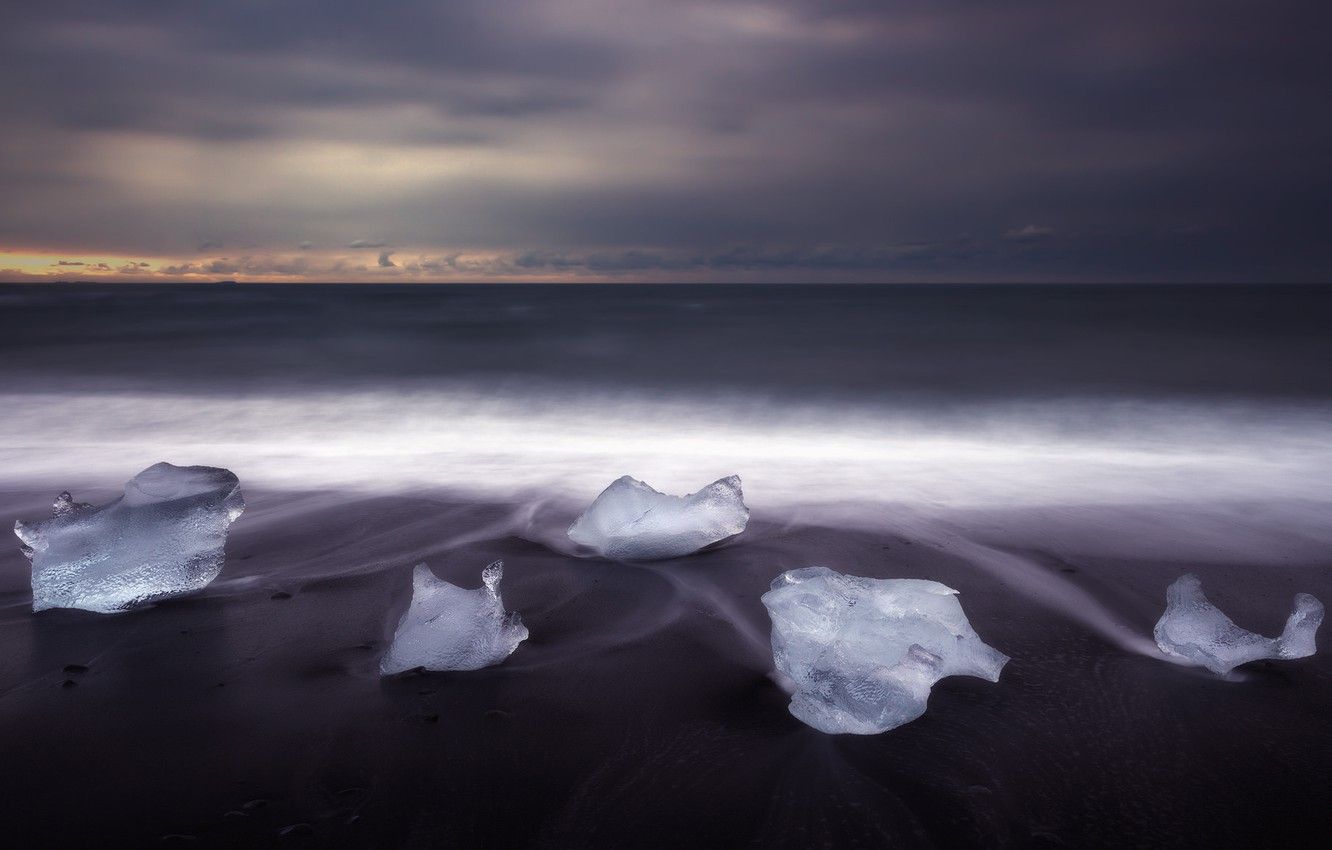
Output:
[270, 591, 292, 600]
[278, 823, 314, 837]
[63, 663, 90, 674]
[61, 679, 78, 689]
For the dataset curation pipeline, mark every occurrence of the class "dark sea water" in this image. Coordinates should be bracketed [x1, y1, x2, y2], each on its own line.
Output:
[3, 282, 1332, 397]
[0, 283, 1330, 848]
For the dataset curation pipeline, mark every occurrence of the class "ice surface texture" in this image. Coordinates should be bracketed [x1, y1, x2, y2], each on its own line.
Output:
[1154, 573, 1323, 676]
[380, 561, 528, 674]
[761, 567, 1009, 734]
[567, 475, 750, 560]
[14, 462, 245, 613]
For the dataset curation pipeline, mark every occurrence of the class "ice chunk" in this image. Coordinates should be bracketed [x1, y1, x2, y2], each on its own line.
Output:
[761, 567, 1009, 734]
[567, 475, 750, 560]
[14, 462, 244, 613]
[1154, 573, 1323, 676]
[380, 561, 528, 674]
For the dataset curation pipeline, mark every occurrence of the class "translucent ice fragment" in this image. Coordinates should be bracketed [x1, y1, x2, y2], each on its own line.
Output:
[1153, 573, 1323, 676]
[380, 561, 528, 674]
[14, 462, 244, 613]
[761, 567, 1008, 734]
[567, 475, 750, 560]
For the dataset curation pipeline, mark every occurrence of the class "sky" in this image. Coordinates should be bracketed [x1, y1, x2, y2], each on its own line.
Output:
[2, 1, 1330, 283]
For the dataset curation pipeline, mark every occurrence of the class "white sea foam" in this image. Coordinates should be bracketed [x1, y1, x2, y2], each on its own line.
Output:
[0, 385, 1329, 514]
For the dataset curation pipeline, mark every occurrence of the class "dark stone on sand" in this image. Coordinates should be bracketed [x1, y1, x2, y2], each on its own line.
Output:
[278, 823, 314, 837]
[61, 679, 77, 689]
[63, 664, 89, 674]
[270, 591, 292, 600]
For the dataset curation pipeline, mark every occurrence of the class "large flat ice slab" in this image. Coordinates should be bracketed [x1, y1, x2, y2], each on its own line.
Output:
[567, 475, 749, 560]
[1154, 573, 1323, 676]
[380, 561, 528, 674]
[14, 462, 244, 613]
[761, 567, 1008, 734]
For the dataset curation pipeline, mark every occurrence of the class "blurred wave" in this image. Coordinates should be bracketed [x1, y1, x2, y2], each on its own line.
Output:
[1, 384, 1329, 511]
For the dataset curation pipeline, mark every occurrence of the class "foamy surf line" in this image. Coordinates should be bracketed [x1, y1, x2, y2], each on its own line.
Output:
[2, 386, 1330, 508]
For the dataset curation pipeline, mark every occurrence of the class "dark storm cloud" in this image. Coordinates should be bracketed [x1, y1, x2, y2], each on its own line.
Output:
[0, 2, 612, 141]
[2, 0, 1330, 280]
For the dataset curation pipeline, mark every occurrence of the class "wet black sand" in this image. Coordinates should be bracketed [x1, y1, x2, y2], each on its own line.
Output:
[1, 489, 1330, 848]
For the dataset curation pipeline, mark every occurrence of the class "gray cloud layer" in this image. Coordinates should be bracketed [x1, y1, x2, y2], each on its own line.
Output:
[2, 1, 1330, 280]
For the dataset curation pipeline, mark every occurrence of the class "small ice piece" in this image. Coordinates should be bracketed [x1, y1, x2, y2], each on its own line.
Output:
[761, 567, 1009, 735]
[14, 462, 244, 613]
[1153, 573, 1323, 676]
[567, 475, 750, 560]
[380, 561, 528, 675]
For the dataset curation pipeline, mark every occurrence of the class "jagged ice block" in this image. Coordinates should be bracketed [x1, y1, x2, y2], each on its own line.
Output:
[761, 567, 1009, 734]
[380, 561, 528, 674]
[1154, 573, 1323, 676]
[14, 462, 244, 613]
[567, 474, 750, 560]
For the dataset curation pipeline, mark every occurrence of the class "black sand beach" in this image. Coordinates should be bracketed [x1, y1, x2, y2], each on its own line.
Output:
[2, 488, 1329, 848]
